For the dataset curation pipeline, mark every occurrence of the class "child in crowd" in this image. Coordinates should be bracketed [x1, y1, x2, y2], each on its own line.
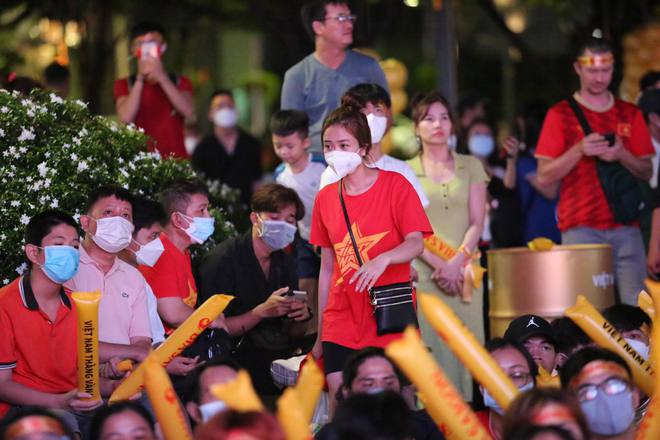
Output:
[504, 314, 558, 375]
[271, 110, 326, 332]
[603, 304, 651, 360]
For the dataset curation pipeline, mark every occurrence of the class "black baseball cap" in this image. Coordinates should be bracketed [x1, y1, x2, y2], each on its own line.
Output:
[504, 314, 556, 347]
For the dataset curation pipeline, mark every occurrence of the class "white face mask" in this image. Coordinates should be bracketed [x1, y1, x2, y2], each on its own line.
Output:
[624, 338, 649, 360]
[213, 108, 238, 128]
[133, 237, 165, 267]
[366, 113, 388, 144]
[325, 150, 362, 179]
[91, 216, 134, 253]
[199, 400, 227, 422]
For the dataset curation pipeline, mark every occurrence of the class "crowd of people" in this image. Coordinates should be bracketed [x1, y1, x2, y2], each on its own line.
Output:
[3, 0, 660, 439]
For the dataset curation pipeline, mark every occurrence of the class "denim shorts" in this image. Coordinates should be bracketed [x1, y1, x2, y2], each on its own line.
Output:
[296, 238, 321, 279]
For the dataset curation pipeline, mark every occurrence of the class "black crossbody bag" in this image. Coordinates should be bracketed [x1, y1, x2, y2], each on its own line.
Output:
[338, 179, 418, 335]
[567, 97, 653, 224]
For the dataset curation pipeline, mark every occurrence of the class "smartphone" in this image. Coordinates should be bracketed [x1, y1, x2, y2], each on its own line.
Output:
[602, 132, 615, 147]
[139, 42, 160, 60]
[283, 289, 308, 302]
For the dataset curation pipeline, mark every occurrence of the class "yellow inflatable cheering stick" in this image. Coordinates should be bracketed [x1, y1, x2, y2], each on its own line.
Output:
[419, 294, 519, 410]
[423, 236, 485, 304]
[566, 295, 654, 396]
[634, 283, 660, 439]
[144, 355, 193, 440]
[211, 370, 264, 412]
[387, 327, 492, 440]
[109, 294, 233, 403]
[71, 291, 101, 400]
[276, 357, 324, 440]
[639, 290, 655, 321]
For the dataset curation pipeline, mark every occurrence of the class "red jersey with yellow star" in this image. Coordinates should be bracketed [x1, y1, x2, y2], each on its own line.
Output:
[139, 233, 197, 334]
[311, 170, 433, 349]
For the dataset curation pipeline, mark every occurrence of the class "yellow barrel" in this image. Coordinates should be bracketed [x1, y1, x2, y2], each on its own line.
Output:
[487, 244, 615, 337]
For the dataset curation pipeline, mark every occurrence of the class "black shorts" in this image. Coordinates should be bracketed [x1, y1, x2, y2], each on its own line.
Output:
[322, 342, 357, 375]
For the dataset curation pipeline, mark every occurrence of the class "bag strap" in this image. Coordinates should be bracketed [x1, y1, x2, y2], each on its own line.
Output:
[567, 96, 592, 136]
[338, 179, 364, 267]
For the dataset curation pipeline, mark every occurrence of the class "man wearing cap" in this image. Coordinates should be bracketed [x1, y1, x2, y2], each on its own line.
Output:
[505, 314, 558, 375]
[536, 37, 654, 305]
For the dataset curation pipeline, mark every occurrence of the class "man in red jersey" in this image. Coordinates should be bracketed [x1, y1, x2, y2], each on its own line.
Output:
[536, 37, 654, 305]
[114, 22, 194, 159]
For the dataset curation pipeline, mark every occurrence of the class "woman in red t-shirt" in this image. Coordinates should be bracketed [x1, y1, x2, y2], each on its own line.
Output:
[310, 106, 433, 404]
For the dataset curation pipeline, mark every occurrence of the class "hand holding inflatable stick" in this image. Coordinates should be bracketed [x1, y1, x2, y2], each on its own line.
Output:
[109, 294, 233, 403]
[144, 355, 193, 440]
[566, 295, 654, 396]
[387, 327, 492, 440]
[419, 293, 518, 410]
[71, 291, 102, 401]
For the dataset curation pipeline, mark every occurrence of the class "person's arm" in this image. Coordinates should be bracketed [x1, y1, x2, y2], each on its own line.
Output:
[648, 207, 660, 275]
[224, 287, 292, 337]
[599, 137, 653, 180]
[154, 72, 195, 120]
[350, 232, 424, 292]
[0, 370, 101, 412]
[312, 247, 334, 358]
[525, 173, 560, 200]
[157, 297, 194, 328]
[115, 78, 145, 124]
[502, 137, 520, 190]
[99, 339, 150, 363]
[537, 132, 610, 185]
[280, 68, 304, 110]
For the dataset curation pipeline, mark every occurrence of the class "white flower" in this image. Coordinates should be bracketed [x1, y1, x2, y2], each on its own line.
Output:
[51, 199, 59, 208]
[7, 171, 14, 178]
[19, 214, 30, 225]
[37, 162, 48, 177]
[26, 109, 35, 118]
[44, 151, 51, 158]
[16, 262, 27, 275]
[73, 137, 81, 145]
[80, 127, 88, 137]
[18, 147, 27, 154]
[10, 200, 20, 207]
[2, 279, 9, 285]
[43, 178, 51, 188]
[77, 161, 89, 172]
[73, 213, 81, 222]
[17, 127, 35, 142]
[63, 143, 71, 148]
[70, 152, 78, 161]
[50, 93, 64, 104]
[0, 128, 4, 137]
[75, 99, 88, 108]
[0, 106, 8, 113]
[21, 99, 30, 107]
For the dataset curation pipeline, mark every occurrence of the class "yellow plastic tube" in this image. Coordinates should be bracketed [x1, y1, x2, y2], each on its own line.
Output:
[143, 356, 193, 440]
[109, 294, 233, 403]
[566, 295, 654, 396]
[71, 291, 101, 400]
[633, 291, 660, 440]
[210, 369, 264, 412]
[639, 290, 655, 321]
[294, 356, 324, 423]
[117, 359, 133, 372]
[527, 237, 555, 251]
[536, 367, 560, 388]
[277, 388, 312, 440]
[386, 327, 493, 440]
[419, 293, 519, 410]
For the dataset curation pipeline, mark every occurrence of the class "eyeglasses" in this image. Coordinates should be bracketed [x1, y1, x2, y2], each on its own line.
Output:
[576, 377, 630, 402]
[324, 14, 357, 24]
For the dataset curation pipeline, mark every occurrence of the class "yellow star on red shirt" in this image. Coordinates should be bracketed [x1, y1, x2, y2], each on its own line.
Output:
[334, 223, 389, 285]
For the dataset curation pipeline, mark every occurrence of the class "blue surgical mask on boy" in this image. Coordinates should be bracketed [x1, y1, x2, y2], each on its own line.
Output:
[39, 245, 80, 283]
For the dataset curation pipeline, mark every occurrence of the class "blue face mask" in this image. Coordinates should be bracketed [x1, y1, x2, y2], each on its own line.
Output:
[180, 214, 215, 244]
[468, 134, 495, 157]
[39, 245, 80, 283]
[257, 215, 297, 251]
[483, 381, 534, 415]
[580, 388, 635, 436]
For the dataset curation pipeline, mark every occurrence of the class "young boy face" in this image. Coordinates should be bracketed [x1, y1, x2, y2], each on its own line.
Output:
[272, 132, 310, 165]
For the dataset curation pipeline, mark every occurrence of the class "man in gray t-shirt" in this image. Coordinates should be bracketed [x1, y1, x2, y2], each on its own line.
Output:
[281, 0, 388, 153]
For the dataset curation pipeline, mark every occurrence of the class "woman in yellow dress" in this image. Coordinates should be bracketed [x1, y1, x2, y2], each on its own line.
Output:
[407, 91, 488, 400]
